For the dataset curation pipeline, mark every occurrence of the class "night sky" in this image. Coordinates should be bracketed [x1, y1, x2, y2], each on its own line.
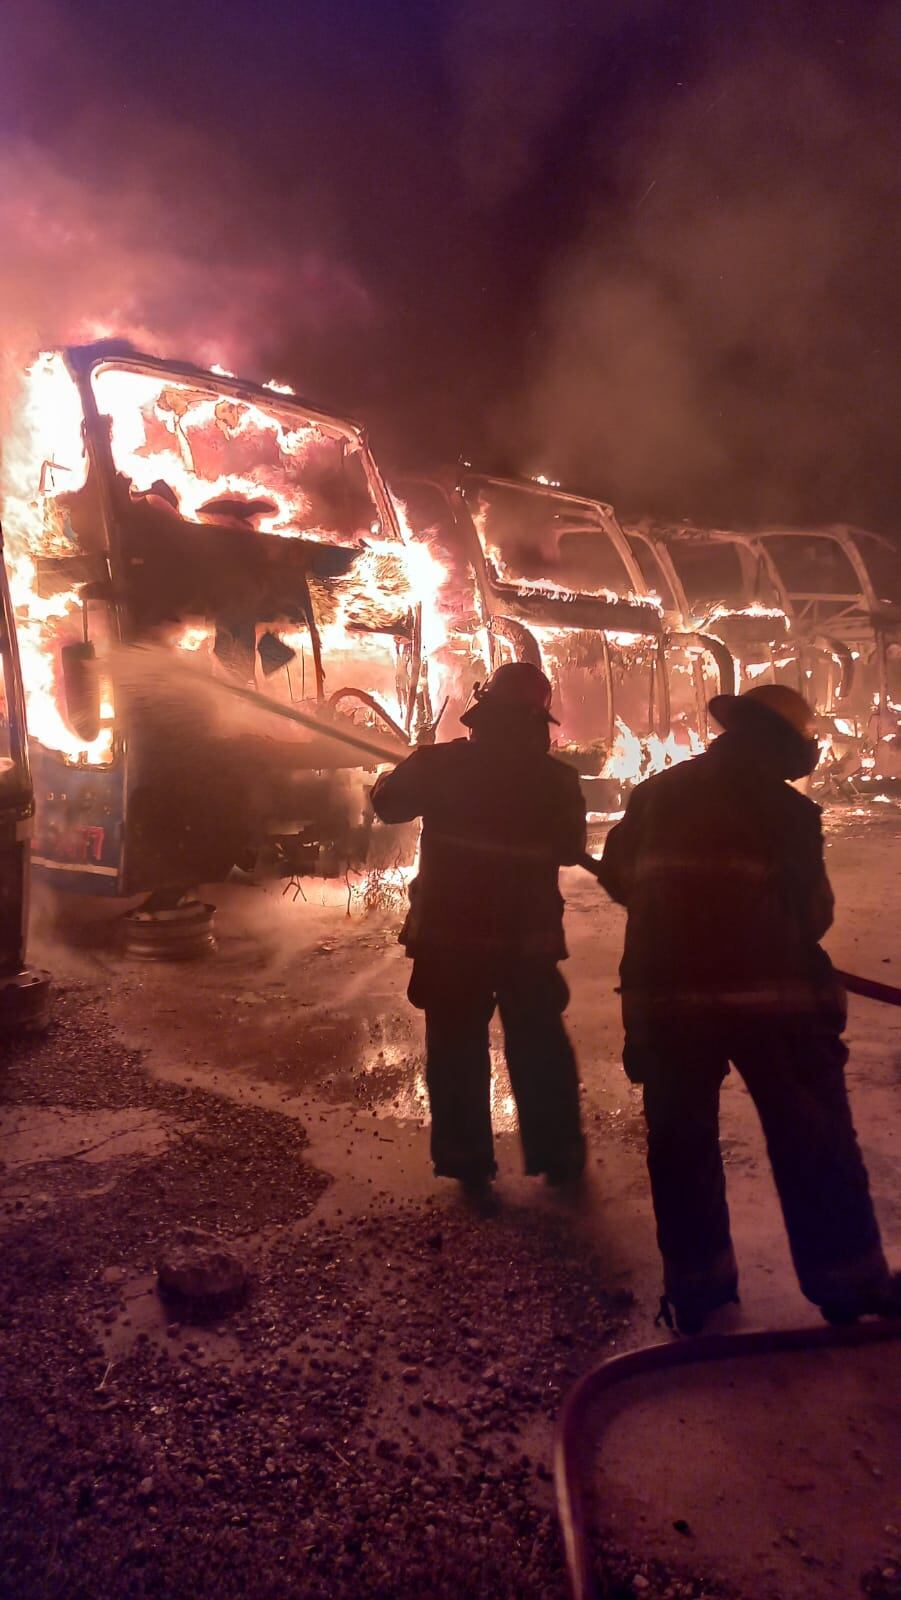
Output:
[2, 0, 899, 532]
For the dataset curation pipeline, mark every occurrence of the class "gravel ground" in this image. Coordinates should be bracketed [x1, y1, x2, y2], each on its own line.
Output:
[0, 986, 747, 1600]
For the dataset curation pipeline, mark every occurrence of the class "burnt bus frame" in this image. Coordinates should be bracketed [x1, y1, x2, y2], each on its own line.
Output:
[631, 523, 811, 707]
[751, 525, 901, 741]
[461, 471, 669, 745]
[641, 522, 900, 738]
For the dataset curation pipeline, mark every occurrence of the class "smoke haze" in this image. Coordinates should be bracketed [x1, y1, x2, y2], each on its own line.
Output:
[0, 0, 370, 377]
[2, 0, 899, 531]
[515, 25, 901, 528]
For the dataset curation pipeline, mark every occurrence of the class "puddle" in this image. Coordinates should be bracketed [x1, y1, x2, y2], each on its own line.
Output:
[356, 1018, 518, 1133]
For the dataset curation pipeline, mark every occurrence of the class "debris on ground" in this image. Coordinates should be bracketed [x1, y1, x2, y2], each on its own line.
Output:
[156, 1227, 249, 1317]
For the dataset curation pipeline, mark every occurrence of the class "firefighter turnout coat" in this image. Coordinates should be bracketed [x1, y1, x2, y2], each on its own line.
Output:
[597, 731, 846, 1047]
[370, 735, 586, 961]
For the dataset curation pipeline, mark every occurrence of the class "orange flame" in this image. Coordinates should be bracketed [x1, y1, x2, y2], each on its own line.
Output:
[1, 352, 114, 763]
[601, 716, 704, 784]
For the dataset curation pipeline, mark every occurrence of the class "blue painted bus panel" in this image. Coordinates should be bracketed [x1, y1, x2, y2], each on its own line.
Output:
[30, 745, 125, 895]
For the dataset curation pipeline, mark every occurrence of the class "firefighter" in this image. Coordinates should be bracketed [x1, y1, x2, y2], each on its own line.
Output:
[370, 661, 587, 1190]
[595, 683, 899, 1332]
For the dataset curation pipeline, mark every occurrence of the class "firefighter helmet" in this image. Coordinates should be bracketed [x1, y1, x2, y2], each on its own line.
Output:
[461, 661, 559, 726]
[709, 683, 816, 740]
[709, 683, 819, 777]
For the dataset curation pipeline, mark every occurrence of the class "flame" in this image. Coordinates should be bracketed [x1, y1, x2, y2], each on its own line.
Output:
[1, 352, 115, 763]
[176, 624, 215, 652]
[702, 601, 789, 627]
[0, 351, 460, 768]
[389, 490, 449, 677]
[93, 366, 327, 536]
[0, 347, 741, 810]
[5, 339, 895, 864]
[347, 859, 417, 916]
[280, 494, 450, 732]
[601, 716, 704, 784]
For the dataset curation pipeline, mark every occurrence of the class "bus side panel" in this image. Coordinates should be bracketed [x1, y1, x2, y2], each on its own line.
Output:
[30, 746, 125, 895]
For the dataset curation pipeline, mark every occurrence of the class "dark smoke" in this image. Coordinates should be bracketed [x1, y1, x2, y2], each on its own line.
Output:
[497, 7, 901, 531]
[0, 0, 369, 382]
[2, 0, 899, 531]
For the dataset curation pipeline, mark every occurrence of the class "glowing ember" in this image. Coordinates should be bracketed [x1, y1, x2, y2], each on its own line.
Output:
[176, 624, 215, 653]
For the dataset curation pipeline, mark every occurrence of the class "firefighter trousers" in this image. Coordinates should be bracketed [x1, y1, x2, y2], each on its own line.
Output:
[628, 1025, 889, 1313]
[408, 956, 585, 1182]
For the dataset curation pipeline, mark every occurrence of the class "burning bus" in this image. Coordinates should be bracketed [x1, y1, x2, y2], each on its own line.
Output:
[398, 471, 734, 811]
[629, 520, 901, 785]
[0, 342, 453, 901]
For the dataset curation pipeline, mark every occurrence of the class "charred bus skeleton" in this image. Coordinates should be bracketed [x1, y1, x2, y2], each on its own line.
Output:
[751, 527, 901, 739]
[629, 520, 901, 785]
[1, 343, 447, 896]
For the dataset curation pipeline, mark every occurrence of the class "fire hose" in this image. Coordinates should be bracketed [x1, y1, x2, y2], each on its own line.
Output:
[113, 644, 412, 767]
[554, 1318, 901, 1600]
[563, 876, 901, 1586]
[833, 968, 901, 1006]
[579, 853, 901, 1008]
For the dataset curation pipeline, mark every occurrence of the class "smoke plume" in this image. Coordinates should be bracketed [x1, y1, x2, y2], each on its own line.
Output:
[0, 0, 369, 386]
[508, 11, 901, 529]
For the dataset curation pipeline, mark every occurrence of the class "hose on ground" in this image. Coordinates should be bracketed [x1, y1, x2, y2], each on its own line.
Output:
[554, 1317, 901, 1600]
